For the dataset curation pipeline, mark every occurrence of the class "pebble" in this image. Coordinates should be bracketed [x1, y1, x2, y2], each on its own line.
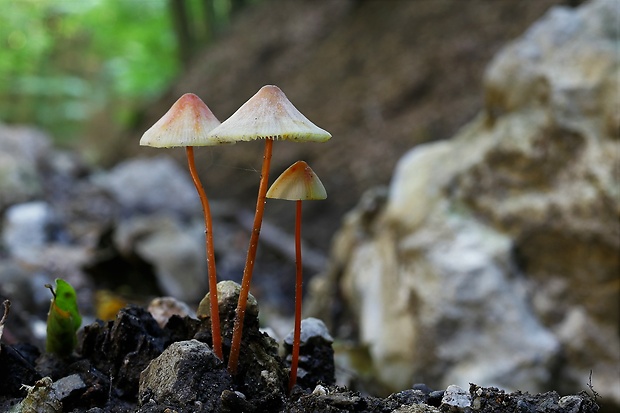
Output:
[1, 201, 51, 260]
[440, 384, 471, 412]
[283, 317, 334, 345]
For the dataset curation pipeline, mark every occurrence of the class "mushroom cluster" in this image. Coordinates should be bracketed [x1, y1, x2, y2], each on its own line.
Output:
[139, 85, 330, 390]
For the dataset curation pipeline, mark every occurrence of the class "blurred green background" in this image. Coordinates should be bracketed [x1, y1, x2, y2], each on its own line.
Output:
[0, 0, 255, 147]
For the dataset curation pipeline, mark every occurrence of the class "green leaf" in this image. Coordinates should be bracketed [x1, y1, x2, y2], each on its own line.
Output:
[45, 278, 82, 357]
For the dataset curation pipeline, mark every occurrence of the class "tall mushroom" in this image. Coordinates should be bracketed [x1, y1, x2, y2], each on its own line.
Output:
[266, 160, 327, 392]
[140, 93, 225, 360]
[207, 85, 331, 373]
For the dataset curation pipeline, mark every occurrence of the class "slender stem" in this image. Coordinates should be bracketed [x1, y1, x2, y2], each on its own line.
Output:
[289, 199, 303, 393]
[186, 146, 223, 360]
[228, 138, 274, 374]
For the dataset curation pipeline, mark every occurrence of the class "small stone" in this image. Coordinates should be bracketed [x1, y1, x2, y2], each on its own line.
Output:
[283, 317, 335, 389]
[312, 384, 328, 395]
[95, 156, 199, 217]
[15, 377, 62, 413]
[392, 404, 441, 413]
[428, 390, 445, 407]
[283, 317, 334, 346]
[139, 340, 231, 411]
[51, 374, 86, 400]
[440, 385, 471, 412]
[197, 280, 259, 333]
[220, 389, 255, 413]
[147, 296, 195, 328]
[1, 201, 51, 261]
[558, 395, 584, 413]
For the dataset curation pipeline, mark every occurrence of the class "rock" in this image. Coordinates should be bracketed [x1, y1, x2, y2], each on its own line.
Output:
[197, 280, 259, 334]
[440, 385, 471, 412]
[1, 201, 52, 261]
[147, 296, 195, 328]
[309, 0, 619, 408]
[114, 214, 208, 302]
[93, 156, 200, 218]
[80, 306, 168, 399]
[9, 377, 62, 413]
[284, 317, 334, 345]
[283, 317, 335, 389]
[51, 373, 86, 401]
[469, 384, 599, 413]
[197, 281, 288, 412]
[139, 339, 231, 411]
[0, 125, 50, 210]
[392, 405, 441, 413]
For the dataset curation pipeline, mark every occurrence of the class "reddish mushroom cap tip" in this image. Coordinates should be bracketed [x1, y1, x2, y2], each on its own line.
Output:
[207, 85, 331, 143]
[266, 160, 327, 201]
[140, 93, 224, 148]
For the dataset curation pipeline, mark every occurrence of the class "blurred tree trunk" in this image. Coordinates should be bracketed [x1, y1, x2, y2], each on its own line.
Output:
[230, 0, 247, 15]
[170, 0, 251, 68]
[202, 0, 216, 44]
[169, 0, 194, 67]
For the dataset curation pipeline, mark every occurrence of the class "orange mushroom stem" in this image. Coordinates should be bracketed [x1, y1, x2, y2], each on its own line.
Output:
[139, 93, 225, 360]
[227, 138, 273, 374]
[207, 85, 330, 374]
[185, 146, 223, 360]
[265, 160, 327, 391]
[290, 198, 303, 392]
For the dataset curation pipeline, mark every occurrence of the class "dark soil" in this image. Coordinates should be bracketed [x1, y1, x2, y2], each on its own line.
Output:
[0, 285, 600, 413]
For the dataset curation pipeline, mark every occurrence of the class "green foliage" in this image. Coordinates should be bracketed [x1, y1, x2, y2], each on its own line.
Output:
[0, 0, 178, 144]
[0, 0, 257, 147]
[45, 278, 82, 357]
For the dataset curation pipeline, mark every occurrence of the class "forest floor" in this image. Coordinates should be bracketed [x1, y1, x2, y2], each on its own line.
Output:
[0, 285, 600, 413]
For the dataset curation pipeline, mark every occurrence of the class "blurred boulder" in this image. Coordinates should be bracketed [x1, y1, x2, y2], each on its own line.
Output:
[310, 0, 619, 406]
[1, 201, 52, 261]
[0, 125, 50, 210]
[93, 156, 200, 218]
[114, 214, 208, 302]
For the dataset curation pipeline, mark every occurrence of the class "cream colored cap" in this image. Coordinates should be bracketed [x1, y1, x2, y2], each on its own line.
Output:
[139, 93, 222, 148]
[207, 85, 331, 144]
[266, 161, 327, 201]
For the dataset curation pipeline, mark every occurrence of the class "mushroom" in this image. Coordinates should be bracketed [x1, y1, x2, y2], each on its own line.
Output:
[207, 85, 331, 373]
[266, 160, 326, 392]
[140, 93, 225, 360]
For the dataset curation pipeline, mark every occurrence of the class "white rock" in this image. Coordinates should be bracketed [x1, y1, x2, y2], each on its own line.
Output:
[0, 125, 50, 210]
[2, 201, 52, 261]
[94, 156, 200, 217]
[284, 317, 334, 346]
[115, 215, 208, 302]
[440, 385, 471, 411]
[311, 0, 619, 407]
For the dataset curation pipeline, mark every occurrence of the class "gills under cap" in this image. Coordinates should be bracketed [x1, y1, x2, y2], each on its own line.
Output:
[207, 85, 331, 144]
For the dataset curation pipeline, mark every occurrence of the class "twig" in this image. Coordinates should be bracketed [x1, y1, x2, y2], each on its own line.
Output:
[0, 300, 11, 347]
[0, 300, 9, 325]
[587, 370, 600, 402]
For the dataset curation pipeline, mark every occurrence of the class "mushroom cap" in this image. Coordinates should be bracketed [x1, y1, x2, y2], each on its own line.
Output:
[266, 160, 327, 201]
[140, 93, 223, 148]
[207, 85, 331, 143]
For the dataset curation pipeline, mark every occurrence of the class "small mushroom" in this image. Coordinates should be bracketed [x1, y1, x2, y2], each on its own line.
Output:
[266, 160, 326, 392]
[139, 93, 225, 360]
[207, 85, 331, 374]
